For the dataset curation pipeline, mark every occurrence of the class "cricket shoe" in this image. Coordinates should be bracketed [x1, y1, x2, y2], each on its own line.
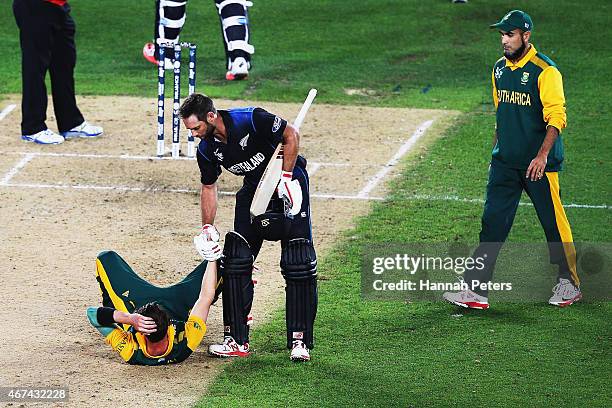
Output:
[21, 129, 64, 145]
[226, 57, 249, 81]
[61, 121, 103, 139]
[143, 42, 157, 65]
[290, 340, 310, 362]
[549, 278, 582, 307]
[443, 289, 489, 310]
[208, 336, 250, 358]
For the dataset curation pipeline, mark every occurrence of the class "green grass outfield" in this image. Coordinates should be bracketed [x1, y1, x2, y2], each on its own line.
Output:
[1, 0, 610, 407]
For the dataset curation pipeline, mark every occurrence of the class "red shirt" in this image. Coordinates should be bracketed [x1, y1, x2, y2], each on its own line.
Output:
[45, 0, 67, 6]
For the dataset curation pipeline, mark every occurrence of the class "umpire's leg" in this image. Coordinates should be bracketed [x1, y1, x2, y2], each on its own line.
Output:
[13, 0, 55, 135]
[281, 166, 318, 349]
[464, 163, 523, 296]
[49, 2, 83, 133]
[523, 172, 579, 286]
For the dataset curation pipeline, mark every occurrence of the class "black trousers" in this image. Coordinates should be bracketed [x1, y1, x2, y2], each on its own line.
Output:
[13, 0, 84, 135]
[234, 163, 314, 258]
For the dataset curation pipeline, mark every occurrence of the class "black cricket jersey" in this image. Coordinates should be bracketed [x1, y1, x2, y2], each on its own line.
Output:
[197, 107, 302, 189]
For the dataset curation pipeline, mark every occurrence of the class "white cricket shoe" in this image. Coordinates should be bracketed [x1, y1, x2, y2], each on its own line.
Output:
[549, 278, 582, 307]
[290, 340, 311, 362]
[61, 121, 103, 139]
[208, 336, 250, 358]
[21, 129, 64, 145]
[443, 289, 490, 310]
[226, 57, 249, 81]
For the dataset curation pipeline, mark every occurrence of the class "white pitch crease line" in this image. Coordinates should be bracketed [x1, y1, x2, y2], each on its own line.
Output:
[307, 163, 322, 177]
[0, 104, 16, 121]
[0, 181, 385, 200]
[404, 194, 610, 210]
[1, 182, 608, 209]
[0, 153, 35, 185]
[357, 120, 434, 198]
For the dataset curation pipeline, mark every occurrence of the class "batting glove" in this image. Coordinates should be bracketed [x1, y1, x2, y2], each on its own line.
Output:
[194, 224, 222, 261]
[277, 171, 302, 216]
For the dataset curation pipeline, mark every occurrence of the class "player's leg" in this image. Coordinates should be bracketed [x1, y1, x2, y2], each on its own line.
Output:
[208, 186, 261, 357]
[524, 172, 581, 306]
[444, 163, 523, 307]
[214, 0, 254, 80]
[209, 231, 253, 357]
[47, 4, 86, 135]
[145, 0, 187, 67]
[95, 251, 163, 313]
[281, 165, 318, 361]
[12, 0, 62, 143]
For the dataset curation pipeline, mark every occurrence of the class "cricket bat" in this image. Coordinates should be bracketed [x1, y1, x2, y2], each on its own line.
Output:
[250, 88, 317, 218]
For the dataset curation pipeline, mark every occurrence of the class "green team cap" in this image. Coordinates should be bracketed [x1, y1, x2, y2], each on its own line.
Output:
[490, 10, 533, 32]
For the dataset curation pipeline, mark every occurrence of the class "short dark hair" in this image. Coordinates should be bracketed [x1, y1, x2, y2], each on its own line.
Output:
[179, 93, 216, 121]
[134, 302, 169, 343]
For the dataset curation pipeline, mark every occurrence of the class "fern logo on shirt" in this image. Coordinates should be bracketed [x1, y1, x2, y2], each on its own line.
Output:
[239, 134, 250, 150]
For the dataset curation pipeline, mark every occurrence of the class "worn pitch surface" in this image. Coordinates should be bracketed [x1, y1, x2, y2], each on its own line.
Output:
[0, 96, 456, 407]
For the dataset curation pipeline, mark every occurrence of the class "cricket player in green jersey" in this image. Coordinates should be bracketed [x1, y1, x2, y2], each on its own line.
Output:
[444, 10, 581, 309]
[86, 251, 222, 365]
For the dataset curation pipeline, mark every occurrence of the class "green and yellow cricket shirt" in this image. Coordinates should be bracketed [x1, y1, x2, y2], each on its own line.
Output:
[491, 45, 567, 171]
[87, 309, 206, 365]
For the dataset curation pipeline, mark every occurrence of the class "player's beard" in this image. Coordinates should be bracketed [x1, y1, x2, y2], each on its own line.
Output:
[204, 122, 216, 139]
[504, 37, 527, 61]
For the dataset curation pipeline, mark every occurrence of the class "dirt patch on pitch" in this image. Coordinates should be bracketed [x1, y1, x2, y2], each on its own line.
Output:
[0, 96, 457, 407]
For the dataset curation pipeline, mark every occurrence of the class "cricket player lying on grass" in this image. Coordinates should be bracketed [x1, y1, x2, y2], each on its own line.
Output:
[86, 250, 222, 365]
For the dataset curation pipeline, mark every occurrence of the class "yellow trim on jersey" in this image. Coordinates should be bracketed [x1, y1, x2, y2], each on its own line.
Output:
[135, 325, 176, 359]
[185, 315, 207, 351]
[504, 45, 537, 70]
[538, 66, 567, 131]
[105, 328, 137, 362]
[96, 259, 130, 330]
[531, 55, 551, 71]
[492, 70, 499, 109]
[545, 172, 579, 286]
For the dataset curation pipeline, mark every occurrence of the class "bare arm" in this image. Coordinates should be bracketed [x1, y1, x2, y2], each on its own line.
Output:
[189, 261, 219, 322]
[200, 183, 218, 225]
[281, 124, 299, 172]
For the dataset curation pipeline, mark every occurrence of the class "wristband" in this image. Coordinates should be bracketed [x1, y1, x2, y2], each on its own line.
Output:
[97, 307, 117, 326]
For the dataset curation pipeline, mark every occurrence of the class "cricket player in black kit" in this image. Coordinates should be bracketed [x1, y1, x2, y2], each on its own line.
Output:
[179, 93, 317, 362]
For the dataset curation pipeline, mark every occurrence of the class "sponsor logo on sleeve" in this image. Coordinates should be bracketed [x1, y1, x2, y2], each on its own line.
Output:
[272, 116, 282, 133]
[495, 66, 505, 79]
[213, 148, 224, 162]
